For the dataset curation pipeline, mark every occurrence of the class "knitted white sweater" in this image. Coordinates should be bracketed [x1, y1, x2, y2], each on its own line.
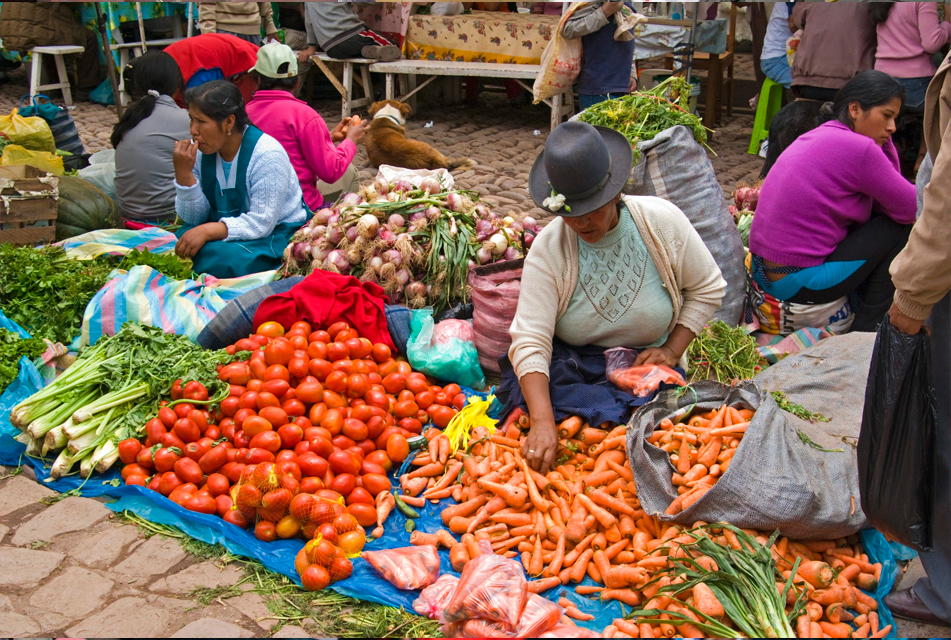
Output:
[508, 195, 727, 379]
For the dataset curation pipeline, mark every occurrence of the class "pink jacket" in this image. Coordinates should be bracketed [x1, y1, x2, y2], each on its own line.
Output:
[246, 90, 356, 211]
[875, 2, 951, 78]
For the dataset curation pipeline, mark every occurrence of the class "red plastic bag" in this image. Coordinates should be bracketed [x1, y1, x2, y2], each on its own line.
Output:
[362, 545, 440, 590]
[539, 624, 602, 638]
[442, 546, 527, 627]
[413, 574, 459, 619]
[605, 347, 685, 397]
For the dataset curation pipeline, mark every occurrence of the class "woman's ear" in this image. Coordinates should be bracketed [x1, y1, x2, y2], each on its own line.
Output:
[848, 101, 862, 123]
[223, 113, 236, 132]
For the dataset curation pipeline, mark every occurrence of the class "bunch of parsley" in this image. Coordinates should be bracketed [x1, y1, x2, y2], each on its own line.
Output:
[0, 328, 46, 393]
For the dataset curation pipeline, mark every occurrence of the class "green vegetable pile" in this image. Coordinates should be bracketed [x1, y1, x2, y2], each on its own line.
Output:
[0, 245, 195, 344]
[0, 328, 46, 393]
[687, 320, 765, 383]
[578, 76, 712, 163]
[10, 322, 233, 480]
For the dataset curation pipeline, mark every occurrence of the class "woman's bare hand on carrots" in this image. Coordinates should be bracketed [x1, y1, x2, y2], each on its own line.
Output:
[633, 346, 678, 368]
[523, 417, 558, 474]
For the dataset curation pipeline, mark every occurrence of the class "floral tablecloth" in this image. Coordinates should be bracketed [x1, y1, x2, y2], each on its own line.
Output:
[403, 11, 560, 65]
[355, 2, 413, 47]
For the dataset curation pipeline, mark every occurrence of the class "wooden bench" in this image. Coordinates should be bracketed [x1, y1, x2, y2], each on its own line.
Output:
[367, 60, 574, 131]
[309, 53, 375, 120]
[29, 45, 84, 105]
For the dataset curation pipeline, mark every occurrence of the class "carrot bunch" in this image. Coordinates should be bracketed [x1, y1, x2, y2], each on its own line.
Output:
[647, 403, 753, 515]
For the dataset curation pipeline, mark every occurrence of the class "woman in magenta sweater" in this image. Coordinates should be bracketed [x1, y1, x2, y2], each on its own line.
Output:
[749, 71, 917, 332]
[245, 43, 369, 211]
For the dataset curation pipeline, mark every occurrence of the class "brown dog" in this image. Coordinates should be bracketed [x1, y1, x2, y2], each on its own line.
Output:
[364, 100, 473, 171]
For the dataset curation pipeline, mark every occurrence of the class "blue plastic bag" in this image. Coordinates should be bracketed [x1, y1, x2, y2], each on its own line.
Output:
[407, 308, 485, 389]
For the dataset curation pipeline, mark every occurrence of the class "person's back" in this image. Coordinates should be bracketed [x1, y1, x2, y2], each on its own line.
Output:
[164, 33, 259, 86]
[791, 2, 876, 99]
[112, 51, 190, 222]
[874, 2, 951, 80]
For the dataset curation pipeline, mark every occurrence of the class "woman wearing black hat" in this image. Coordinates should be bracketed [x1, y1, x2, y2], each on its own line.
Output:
[509, 121, 726, 473]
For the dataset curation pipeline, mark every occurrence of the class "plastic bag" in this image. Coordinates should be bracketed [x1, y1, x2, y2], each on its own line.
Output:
[407, 308, 485, 389]
[613, 4, 646, 41]
[78, 149, 117, 200]
[532, 3, 583, 103]
[858, 318, 935, 551]
[18, 95, 85, 155]
[442, 546, 528, 628]
[605, 347, 685, 396]
[0, 144, 64, 175]
[539, 625, 602, 638]
[0, 108, 55, 152]
[362, 545, 440, 590]
[433, 319, 475, 345]
[413, 574, 459, 619]
[447, 593, 562, 638]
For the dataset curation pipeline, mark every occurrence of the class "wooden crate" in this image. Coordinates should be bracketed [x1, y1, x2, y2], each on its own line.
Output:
[0, 165, 59, 246]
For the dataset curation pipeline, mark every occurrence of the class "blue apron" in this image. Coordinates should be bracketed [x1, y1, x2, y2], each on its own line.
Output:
[176, 125, 301, 279]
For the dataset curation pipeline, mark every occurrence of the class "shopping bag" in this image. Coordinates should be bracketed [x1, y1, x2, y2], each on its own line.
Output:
[407, 308, 485, 389]
[532, 2, 584, 103]
[858, 317, 935, 552]
[613, 5, 646, 42]
[0, 144, 64, 175]
[0, 108, 55, 153]
[18, 95, 85, 155]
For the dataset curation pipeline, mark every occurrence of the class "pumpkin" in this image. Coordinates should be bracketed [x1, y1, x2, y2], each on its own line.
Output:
[55, 175, 122, 240]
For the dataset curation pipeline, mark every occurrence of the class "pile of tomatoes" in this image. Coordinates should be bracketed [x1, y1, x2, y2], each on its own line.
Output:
[117, 319, 464, 551]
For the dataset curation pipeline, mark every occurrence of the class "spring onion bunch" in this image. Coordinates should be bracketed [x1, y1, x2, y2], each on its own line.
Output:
[282, 180, 535, 312]
[10, 323, 232, 479]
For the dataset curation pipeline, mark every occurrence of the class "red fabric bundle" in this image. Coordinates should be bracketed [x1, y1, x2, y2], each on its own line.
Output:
[253, 270, 395, 350]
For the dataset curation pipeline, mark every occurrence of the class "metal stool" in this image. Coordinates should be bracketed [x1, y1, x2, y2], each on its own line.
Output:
[29, 45, 84, 106]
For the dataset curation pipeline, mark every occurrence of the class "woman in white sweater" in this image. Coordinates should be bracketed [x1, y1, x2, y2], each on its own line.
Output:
[510, 122, 726, 473]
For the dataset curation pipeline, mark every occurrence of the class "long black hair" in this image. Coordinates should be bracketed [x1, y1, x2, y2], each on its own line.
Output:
[819, 70, 905, 128]
[183, 80, 250, 130]
[111, 50, 184, 148]
[867, 2, 895, 26]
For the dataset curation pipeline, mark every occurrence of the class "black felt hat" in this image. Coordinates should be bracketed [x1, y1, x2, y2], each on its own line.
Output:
[529, 121, 632, 218]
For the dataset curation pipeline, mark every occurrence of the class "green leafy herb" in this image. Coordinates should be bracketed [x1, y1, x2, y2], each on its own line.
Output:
[0, 328, 46, 393]
[797, 430, 844, 453]
[578, 76, 712, 164]
[116, 248, 195, 281]
[687, 320, 764, 383]
[770, 391, 830, 423]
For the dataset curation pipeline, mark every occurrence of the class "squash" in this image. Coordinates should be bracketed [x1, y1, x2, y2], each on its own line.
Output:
[55, 175, 122, 240]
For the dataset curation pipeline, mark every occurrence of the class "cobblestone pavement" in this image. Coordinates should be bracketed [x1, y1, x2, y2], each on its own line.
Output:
[1, 57, 946, 639]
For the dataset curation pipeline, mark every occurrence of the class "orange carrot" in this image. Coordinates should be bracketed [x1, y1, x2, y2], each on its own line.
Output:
[809, 584, 844, 605]
[409, 531, 440, 547]
[477, 478, 528, 508]
[527, 576, 562, 593]
[639, 622, 656, 638]
[546, 532, 567, 577]
[797, 560, 835, 589]
[440, 494, 489, 525]
[590, 435, 626, 457]
[838, 563, 861, 583]
[561, 603, 594, 621]
[709, 422, 749, 437]
[614, 619, 641, 637]
[449, 543, 470, 571]
[520, 459, 552, 512]
[581, 470, 619, 490]
[587, 487, 638, 516]
[577, 493, 618, 528]
[564, 532, 597, 567]
[692, 582, 724, 618]
[569, 548, 593, 583]
[558, 416, 584, 439]
[406, 462, 445, 479]
[853, 623, 871, 638]
[856, 572, 879, 591]
[602, 589, 641, 607]
[871, 626, 893, 639]
[604, 565, 649, 589]
[854, 589, 878, 611]
[490, 510, 533, 527]
[398, 493, 426, 508]
[529, 534, 544, 576]
[796, 614, 812, 638]
[805, 601, 823, 622]
[819, 621, 853, 638]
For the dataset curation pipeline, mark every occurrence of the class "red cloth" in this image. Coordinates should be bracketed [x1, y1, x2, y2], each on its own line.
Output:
[164, 33, 259, 86]
[254, 270, 395, 350]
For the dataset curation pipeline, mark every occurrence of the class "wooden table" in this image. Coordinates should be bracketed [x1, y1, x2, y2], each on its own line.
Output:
[369, 59, 574, 131]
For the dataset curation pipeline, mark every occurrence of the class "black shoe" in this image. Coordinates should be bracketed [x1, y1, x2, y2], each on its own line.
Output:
[883, 588, 948, 626]
[360, 45, 400, 62]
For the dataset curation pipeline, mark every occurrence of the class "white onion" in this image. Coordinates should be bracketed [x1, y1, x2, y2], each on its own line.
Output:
[340, 193, 362, 208]
[314, 208, 335, 225]
[369, 255, 384, 274]
[324, 250, 349, 273]
[487, 233, 508, 256]
[502, 215, 515, 227]
[356, 214, 379, 239]
[374, 178, 390, 195]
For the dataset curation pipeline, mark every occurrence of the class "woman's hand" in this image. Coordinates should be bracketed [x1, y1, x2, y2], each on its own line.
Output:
[173, 140, 198, 187]
[522, 416, 559, 474]
[175, 222, 227, 259]
[633, 346, 679, 368]
[345, 118, 371, 145]
[331, 117, 351, 143]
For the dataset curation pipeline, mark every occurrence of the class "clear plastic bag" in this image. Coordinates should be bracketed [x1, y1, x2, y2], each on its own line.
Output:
[433, 318, 475, 345]
[442, 545, 527, 628]
[447, 593, 562, 638]
[539, 624, 602, 638]
[362, 545, 440, 590]
[605, 347, 686, 396]
[407, 308, 485, 388]
[413, 574, 459, 619]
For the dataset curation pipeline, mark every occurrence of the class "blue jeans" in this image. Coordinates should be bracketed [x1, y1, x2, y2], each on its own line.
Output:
[760, 55, 792, 89]
[896, 76, 931, 112]
[579, 92, 627, 110]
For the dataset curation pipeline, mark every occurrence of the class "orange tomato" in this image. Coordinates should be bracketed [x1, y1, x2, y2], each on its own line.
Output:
[310, 330, 331, 344]
[386, 434, 409, 462]
[256, 321, 285, 338]
[327, 322, 350, 340]
[308, 402, 328, 427]
[289, 334, 308, 351]
[406, 376, 429, 395]
[324, 370, 348, 394]
[361, 473, 391, 497]
[242, 415, 273, 437]
[255, 391, 281, 409]
[394, 400, 419, 420]
[342, 419, 368, 441]
[365, 450, 392, 472]
[264, 337, 294, 366]
[321, 408, 343, 435]
[371, 342, 392, 363]
[322, 390, 347, 409]
[264, 364, 291, 383]
[432, 406, 456, 429]
[346, 374, 369, 399]
[378, 359, 399, 378]
[296, 381, 324, 405]
[335, 329, 355, 344]
[443, 383, 462, 398]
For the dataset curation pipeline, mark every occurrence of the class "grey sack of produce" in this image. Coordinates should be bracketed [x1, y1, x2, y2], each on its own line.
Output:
[622, 125, 746, 326]
[627, 333, 874, 539]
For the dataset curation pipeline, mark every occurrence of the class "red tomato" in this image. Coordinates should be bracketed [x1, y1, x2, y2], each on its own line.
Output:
[386, 434, 409, 462]
[158, 471, 184, 496]
[215, 494, 234, 516]
[125, 474, 148, 487]
[223, 508, 251, 528]
[301, 564, 330, 591]
[234, 338, 260, 353]
[255, 392, 281, 410]
[326, 342, 349, 362]
[434, 392, 452, 407]
[255, 520, 277, 542]
[414, 391, 435, 410]
[154, 448, 181, 473]
[136, 447, 155, 470]
[276, 449, 297, 464]
[361, 473, 392, 497]
[360, 460, 386, 476]
[264, 364, 291, 383]
[354, 439, 376, 457]
[174, 457, 204, 484]
[263, 337, 293, 366]
[331, 435, 357, 452]
[259, 406, 288, 428]
[432, 406, 457, 429]
[364, 389, 389, 412]
[238, 391, 259, 410]
[328, 450, 361, 475]
[242, 415, 273, 437]
[277, 423, 304, 449]
[173, 403, 195, 419]
[330, 473, 356, 497]
[397, 417, 423, 434]
[205, 425, 221, 440]
[257, 321, 286, 338]
[342, 419, 368, 441]
[288, 357, 309, 379]
[453, 393, 466, 410]
[249, 358, 268, 380]
[324, 371, 348, 394]
[341, 337, 363, 360]
[232, 407, 255, 431]
[220, 462, 246, 484]
[246, 448, 275, 464]
[206, 473, 231, 497]
[307, 341, 329, 361]
[349, 404, 373, 423]
[145, 418, 167, 445]
[378, 359, 399, 377]
[296, 381, 324, 405]
[262, 379, 290, 397]
[297, 453, 329, 478]
[322, 390, 347, 409]
[309, 436, 335, 459]
[169, 483, 197, 507]
[220, 396, 240, 417]
[308, 403, 328, 427]
[157, 407, 177, 428]
[282, 398, 306, 418]
[406, 376, 429, 395]
[326, 322, 349, 339]
[347, 503, 377, 528]
[381, 373, 406, 395]
[121, 463, 150, 481]
[371, 343, 392, 363]
[321, 408, 343, 435]
[199, 445, 229, 474]
[300, 476, 323, 494]
[173, 418, 201, 443]
[249, 431, 282, 454]
[346, 374, 368, 399]
[393, 400, 419, 420]
[347, 486, 373, 506]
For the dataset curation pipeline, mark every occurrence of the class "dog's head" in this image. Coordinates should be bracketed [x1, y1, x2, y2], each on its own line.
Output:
[368, 100, 412, 125]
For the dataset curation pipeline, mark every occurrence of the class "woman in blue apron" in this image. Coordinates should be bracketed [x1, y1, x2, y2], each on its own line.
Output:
[172, 80, 308, 279]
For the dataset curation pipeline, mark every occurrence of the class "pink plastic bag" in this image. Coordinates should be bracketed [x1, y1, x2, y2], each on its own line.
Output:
[605, 347, 686, 397]
[469, 260, 522, 375]
[450, 593, 563, 638]
[539, 624, 603, 638]
[433, 319, 475, 345]
[442, 546, 527, 627]
[362, 545, 440, 590]
[413, 574, 459, 619]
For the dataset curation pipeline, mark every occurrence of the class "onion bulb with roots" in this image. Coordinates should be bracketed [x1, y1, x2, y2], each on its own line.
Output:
[409, 211, 426, 222]
[297, 225, 313, 239]
[385, 192, 400, 202]
[502, 215, 515, 227]
[405, 281, 427, 308]
[388, 214, 405, 229]
[395, 267, 412, 286]
[369, 255, 384, 274]
[419, 177, 441, 195]
[314, 208, 335, 225]
[524, 232, 535, 249]
[393, 179, 413, 193]
[326, 225, 344, 244]
[346, 225, 359, 242]
[475, 219, 494, 241]
[446, 192, 465, 212]
[374, 177, 390, 195]
[356, 214, 379, 239]
[474, 203, 490, 218]
[311, 240, 331, 262]
[503, 246, 520, 261]
[379, 227, 397, 245]
[476, 246, 492, 265]
[323, 250, 349, 274]
[340, 192, 362, 208]
[486, 232, 508, 256]
[425, 206, 441, 220]
[382, 249, 403, 268]
[291, 242, 310, 263]
[311, 224, 327, 238]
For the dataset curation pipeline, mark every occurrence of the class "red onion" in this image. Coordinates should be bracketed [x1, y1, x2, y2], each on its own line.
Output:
[510, 221, 523, 234]
[409, 219, 427, 233]
[383, 249, 403, 267]
[379, 227, 396, 244]
[291, 242, 310, 263]
[340, 192, 362, 208]
[369, 255, 384, 274]
[311, 240, 331, 262]
[476, 246, 492, 264]
[409, 211, 426, 222]
[346, 226, 359, 242]
[395, 267, 412, 286]
[388, 214, 405, 228]
[475, 219, 494, 238]
[327, 225, 344, 244]
[419, 177, 441, 194]
[468, 260, 477, 270]
[446, 192, 465, 213]
[524, 232, 535, 248]
[404, 281, 427, 308]
[522, 216, 538, 231]
[297, 225, 313, 239]
[503, 247, 520, 261]
[314, 208, 335, 225]
[425, 206, 441, 220]
[474, 203, 490, 217]
[357, 213, 379, 239]
[324, 250, 349, 274]
[392, 179, 413, 193]
[311, 224, 327, 238]
[389, 289, 403, 304]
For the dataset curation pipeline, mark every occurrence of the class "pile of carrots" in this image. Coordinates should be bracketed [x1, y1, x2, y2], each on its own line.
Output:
[648, 403, 752, 515]
[400, 410, 890, 639]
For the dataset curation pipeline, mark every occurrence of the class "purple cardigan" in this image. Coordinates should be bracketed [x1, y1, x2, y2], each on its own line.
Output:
[749, 121, 917, 268]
